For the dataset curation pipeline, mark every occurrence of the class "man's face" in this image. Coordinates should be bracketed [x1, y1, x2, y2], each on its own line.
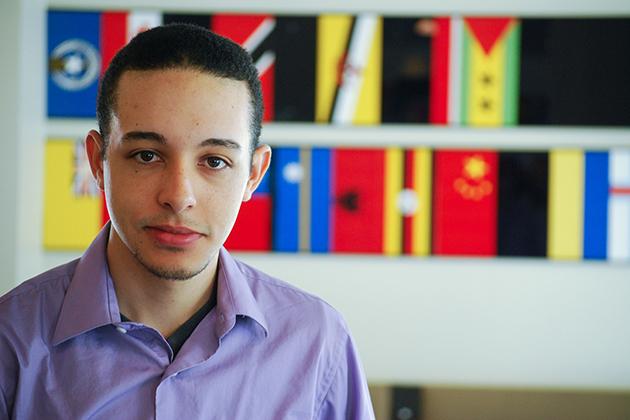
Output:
[87, 68, 270, 281]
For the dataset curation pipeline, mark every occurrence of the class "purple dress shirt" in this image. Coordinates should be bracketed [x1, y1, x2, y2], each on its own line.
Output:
[0, 225, 374, 419]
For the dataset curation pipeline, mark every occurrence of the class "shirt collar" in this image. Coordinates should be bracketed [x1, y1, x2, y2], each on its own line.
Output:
[215, 247, 269, 339]
[53, 223, 120, 345]
[52, 223, 269, 345]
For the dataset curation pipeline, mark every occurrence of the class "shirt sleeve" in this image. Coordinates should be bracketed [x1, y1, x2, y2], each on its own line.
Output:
[315, 329, 375, 420]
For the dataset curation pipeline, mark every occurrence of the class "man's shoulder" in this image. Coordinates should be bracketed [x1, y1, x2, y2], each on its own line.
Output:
[0, 259, 79, 311]
[229, 256, 348, 331]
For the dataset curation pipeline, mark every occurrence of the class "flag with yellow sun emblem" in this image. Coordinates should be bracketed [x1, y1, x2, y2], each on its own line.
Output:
[433, 150, 498, 256]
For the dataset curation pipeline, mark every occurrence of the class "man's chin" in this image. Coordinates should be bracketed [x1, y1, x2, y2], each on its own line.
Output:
[135, 255, 211, 281]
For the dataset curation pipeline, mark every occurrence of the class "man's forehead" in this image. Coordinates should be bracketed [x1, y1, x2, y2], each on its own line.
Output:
[109, 68, 255, 152]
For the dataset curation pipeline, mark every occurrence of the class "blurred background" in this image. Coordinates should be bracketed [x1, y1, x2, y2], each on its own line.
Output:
[2, 0, 630, 418]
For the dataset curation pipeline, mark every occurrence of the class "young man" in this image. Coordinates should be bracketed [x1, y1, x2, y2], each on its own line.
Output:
[0, 24, 374, 419]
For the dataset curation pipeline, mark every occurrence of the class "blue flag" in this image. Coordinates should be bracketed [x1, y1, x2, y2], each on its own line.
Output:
[48, 11, 101, 117]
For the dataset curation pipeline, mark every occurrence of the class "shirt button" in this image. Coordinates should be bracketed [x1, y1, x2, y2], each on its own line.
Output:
[116, 326, 127, 334]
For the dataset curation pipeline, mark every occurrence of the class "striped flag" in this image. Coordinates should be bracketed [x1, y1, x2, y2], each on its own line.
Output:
[44, 139, 109, 250]
[549, 149, 630, 262]
[460, 17, 521, 126]
[211, 14, 276, 122]
[432, 150, 499, 256]
[403, 148, 433, 256]
[223, 171, 272, 252]
[316, 14, 383, 125]
[271, 147, 333, 253]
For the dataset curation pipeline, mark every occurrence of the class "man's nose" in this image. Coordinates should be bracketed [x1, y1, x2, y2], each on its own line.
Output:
[158, 165, 197, 213]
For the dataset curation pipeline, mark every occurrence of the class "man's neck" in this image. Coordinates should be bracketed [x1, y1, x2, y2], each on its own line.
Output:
[113, 273, 216, 339]
[106, 231, 218, 339]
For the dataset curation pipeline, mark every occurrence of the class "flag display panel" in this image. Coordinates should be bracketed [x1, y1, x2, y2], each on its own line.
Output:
[44, 9, 629, 265]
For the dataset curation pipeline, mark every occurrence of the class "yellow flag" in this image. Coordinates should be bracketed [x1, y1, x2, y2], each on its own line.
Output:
[316, 14, 382, 125]
[547, 149, 584, 259]
[44, 139, 105, 250]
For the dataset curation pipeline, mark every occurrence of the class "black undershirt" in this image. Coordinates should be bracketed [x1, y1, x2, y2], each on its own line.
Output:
[120, 287, 217, 358]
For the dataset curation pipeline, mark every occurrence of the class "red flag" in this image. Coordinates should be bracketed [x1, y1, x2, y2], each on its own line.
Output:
[101, 12, 127, 75]
[433, 150, 498, 256]
[224, 172, 272, 252]
[223, 196, 272, 251]
[331, 149, 386, 253]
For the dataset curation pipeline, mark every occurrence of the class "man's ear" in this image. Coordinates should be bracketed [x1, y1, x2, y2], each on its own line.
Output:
[243, 145, 272, 202]
[85, 130, 105, 191]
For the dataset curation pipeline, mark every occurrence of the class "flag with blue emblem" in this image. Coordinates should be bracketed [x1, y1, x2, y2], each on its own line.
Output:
[48, 11, 102, 117]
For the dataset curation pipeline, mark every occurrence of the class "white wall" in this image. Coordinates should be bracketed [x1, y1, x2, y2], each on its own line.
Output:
[1, 0, 630, 390]
[0, 0, 47, 291]
[240, 253, 630, 390]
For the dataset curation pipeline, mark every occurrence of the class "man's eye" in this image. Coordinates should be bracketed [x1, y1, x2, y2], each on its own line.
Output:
[136, 151, 157, 162]
[206, 157, 227, 169]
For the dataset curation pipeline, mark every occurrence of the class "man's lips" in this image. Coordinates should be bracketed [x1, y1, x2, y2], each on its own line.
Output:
[145, 225, 204, 247]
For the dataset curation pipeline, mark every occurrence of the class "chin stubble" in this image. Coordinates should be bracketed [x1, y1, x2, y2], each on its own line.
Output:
[134, 248, 213, 281]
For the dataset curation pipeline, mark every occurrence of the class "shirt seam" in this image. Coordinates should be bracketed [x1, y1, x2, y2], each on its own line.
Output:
[0, 271, 72, 306]
[314, 324, 347, 419]
[220, 260, 238, 315]
[0, 376, 9, 417]
[238, 268, 336, 311]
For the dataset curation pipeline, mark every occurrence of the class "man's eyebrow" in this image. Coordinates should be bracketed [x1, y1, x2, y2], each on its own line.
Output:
[121, 131, 167, 144]
[121, 132, 242, 151]
[200, 138, 242, 150]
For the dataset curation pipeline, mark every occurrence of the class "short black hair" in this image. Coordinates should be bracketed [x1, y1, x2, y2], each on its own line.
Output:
[96, 23, 263, 158]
